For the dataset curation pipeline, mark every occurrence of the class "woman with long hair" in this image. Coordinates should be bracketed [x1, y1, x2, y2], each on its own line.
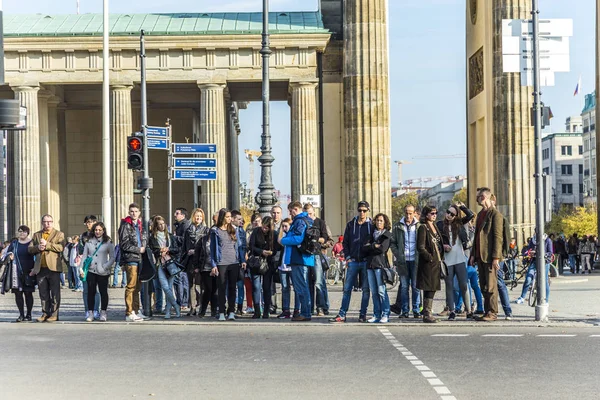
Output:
[437, 202, 475, 320]
[363, 213, 392, 323]
[416, 205, 444, 323]
[181, 208, 209, 315]
[80, 222, 115, 322]
[249, 216, 275, 319]
[210, 208, 240, 321]
[1, 226, 36, 322]
[148, 216, 181, 319]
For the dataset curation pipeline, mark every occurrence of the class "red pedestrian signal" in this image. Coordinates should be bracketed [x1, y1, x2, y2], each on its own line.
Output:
[127, 135, 144, 170]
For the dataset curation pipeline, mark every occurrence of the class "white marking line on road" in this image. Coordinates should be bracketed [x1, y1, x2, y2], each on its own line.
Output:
[431, 334, 469, 337]
[378, 327, 457, 400]
[589, 335, 600, 337]
[537, 334, 577, 337]
[481, 334, 524, 337]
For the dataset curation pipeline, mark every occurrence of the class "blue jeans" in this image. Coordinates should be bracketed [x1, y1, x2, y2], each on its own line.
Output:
[70, 266, 82, 290]
[314, 255, 330, 310]
[505, 259, 517, 281]
[568, 254, 577, 272]
[398, 260, 419, 314]
[290, 265, 311, 318]
[455, 265, 484, 312]
[153, 274, 163, 311]
[176, 271, 190, 307]
[339, 261, 370, 317]
[520, 263, 550, 301]
[280, 271, 292, 311]
[251, 273, 263, 307]
[496, 267, 513, 316]
[112, 264, 126, 287]
[157, 266, 177, 311]
[367, 269, 390, 318]
[236, 279, 245, 306]
[83, 280, 100, 312]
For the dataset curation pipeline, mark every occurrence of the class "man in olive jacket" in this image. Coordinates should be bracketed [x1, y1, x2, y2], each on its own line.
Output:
[29, 214, 66, 322]
[469, 187, 504, 321]
[390, 204, 420, 318]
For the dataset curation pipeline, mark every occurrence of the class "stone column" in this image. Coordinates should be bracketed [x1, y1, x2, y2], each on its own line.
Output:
[38, 90, 50, 216]
[12, 85, 41, 232]
[110, 84, 134, 236]
[47, 97, 62, 230]
[343, 0, 391, 220]
[290, 82, 320, 212]
[198, 83, 228, 220]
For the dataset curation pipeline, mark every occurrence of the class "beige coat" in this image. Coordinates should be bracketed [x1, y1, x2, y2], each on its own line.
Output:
[29, 229, 66, 274]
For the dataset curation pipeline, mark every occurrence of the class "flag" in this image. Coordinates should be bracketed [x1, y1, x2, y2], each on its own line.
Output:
[574, 76, 581, 96]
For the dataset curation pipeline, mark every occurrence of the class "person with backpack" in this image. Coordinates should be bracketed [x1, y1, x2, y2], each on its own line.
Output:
[330, 201, 372, 323]
[280, 201, 316, 321]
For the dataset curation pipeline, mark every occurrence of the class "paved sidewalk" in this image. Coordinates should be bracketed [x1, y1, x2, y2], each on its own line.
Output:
[1, 270, 598, 327]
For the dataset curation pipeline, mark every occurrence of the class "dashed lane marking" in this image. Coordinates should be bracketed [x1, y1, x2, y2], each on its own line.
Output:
[378, 327, 457, 400]
[537, 334, 577, 337]
[481, 334, 524, 337]
[431, 334, 470, 337]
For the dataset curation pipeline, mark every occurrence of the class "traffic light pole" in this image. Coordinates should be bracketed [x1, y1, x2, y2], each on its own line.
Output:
[140, 30, 151, 318]
[531, 0, 548, 322]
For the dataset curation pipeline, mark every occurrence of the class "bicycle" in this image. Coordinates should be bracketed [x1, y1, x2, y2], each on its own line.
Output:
[326, 257, 346, 286]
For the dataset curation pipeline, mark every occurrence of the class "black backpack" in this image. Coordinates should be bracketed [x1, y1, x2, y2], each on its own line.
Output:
[299, 217, 322, 255]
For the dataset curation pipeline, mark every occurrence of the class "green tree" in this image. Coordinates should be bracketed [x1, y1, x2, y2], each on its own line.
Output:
[452, 188, 467, 204]
[392, 191, 419, 223]
[546, 206, 597, 237]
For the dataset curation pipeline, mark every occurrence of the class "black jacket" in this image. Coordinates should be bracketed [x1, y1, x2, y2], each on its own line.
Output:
[193, 234, 214, 273]
[117, 217, 148, 265]
[342, 217, 373, 262]
[436, 205, 475, 251]
[362, 230, 392, 269]
[174, 218, 191, 247]
[181, 223, 209, 267]
[148, 232, 180, 264]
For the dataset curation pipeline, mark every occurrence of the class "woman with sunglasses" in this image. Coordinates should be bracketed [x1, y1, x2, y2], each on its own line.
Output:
[437, 202, 475, 320]
[416, 205, 444, 323]
[1, 226, 36, 322]
[363, 213, 392, 323]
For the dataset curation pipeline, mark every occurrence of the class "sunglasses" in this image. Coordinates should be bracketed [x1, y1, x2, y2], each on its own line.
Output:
[446, 210, 456, 217]
[358, 209, 368, 213]
[429, 212, 437, 216]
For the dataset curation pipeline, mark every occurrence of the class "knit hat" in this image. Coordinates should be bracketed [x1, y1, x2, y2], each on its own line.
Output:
[357, 201, 370, 210]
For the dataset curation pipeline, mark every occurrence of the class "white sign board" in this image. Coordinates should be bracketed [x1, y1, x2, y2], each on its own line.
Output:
[300, 194, 321, 208]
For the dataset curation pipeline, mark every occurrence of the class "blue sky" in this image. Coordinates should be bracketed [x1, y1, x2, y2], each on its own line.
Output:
[3, 0, 596, 196]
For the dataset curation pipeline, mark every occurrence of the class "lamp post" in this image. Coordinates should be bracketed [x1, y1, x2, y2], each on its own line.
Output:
[101, 0, 112, 237]
[255, 0, 278, 216]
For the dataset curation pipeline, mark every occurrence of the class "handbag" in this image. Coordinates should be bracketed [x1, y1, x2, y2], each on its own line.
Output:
[81, 242, 104, 282]
[430, 228, 448, 279]
[248, 255, 269, 276]
[162, 259, 183, 277]
[381, 255, 397, 286]
[14, 248, 36, 289]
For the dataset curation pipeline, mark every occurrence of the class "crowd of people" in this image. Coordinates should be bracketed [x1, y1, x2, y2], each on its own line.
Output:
[0, 187, 594, 324]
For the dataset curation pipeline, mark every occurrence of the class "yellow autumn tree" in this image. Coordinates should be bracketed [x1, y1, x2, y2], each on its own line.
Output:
[546, 206, 597, 237]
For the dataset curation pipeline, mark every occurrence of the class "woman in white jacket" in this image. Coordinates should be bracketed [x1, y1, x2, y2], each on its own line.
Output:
[81, 222, 115, 322]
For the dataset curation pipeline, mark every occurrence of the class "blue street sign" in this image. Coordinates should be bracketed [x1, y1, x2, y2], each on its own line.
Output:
[173, 143, 217, 154]
[147, 138, 169, 150]
[146, 126, 169, 137]
[172, 169, 217, 181]
[173, 158, 217, 168]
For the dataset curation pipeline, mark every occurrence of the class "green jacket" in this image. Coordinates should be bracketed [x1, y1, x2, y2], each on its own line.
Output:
[390, 217, 419, 276]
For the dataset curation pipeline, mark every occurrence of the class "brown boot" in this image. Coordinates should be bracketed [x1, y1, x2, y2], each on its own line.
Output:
[46, 314, 59, 322]
[422, 298, 438, 323]
[481, 312, 497, 322]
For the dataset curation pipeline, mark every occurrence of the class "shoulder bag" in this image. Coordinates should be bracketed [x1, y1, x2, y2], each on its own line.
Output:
[248, 255, 268, 275]
[81, 242, 103, 282]
[430, 226, 448, 279]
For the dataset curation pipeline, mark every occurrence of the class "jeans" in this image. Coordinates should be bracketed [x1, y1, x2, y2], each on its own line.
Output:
[496, 267, 513, 316]
[71, 266, 82, 290]
[290, 265, 311, 318]
[152, 274, 163, 311]
[112, 264, 126, 287]
[397, 260, 419, 314]
[236, 279, 245, 306]
[251, 273, 263, 308]
[339, 261, 370, 317]
[67, 265, 74, 288]
[520, 263, 550, 302]
[568, 254, 578, 272]
[505, 259, 517, 281]
[157, 266, 177, 312]
[314, 255, 330, 311]
[280, 271, 292, 312]
[83, 279, 100, 312]
[367, 269, 390, 318]
[455, 265, 484, 312]
[176, 271, 190, 308]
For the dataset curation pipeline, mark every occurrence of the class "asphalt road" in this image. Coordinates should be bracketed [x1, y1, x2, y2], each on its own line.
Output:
[1, 324, 598, 400]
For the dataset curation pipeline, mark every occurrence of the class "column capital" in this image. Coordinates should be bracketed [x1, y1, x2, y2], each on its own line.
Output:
[289, 80, 319, 90]
[11, 84, 40, 93]
[110, 83, 134, 91]
[197, 82, 226, 91]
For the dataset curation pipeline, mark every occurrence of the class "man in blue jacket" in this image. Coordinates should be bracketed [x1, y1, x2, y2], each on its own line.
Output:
[280, 201, 315, 321]
[330, 201, 372, 323]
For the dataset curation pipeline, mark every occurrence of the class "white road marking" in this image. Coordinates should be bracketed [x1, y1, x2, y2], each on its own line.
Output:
[589, 335, 600, 337]
[378, 327, 457, 400]
[481, 334, 524, 337]
[537, 334, 577, 337]
[431, 334, 469, 337]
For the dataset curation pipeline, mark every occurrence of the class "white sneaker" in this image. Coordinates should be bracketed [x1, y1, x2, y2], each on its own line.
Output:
[137, 311, 150, 320]
[218, 313, 226, 321]
[368, 316, 380, 323]
[244, 307, 254, 314]
[99, 310, 107, 322]
[515, 298, 524, 304]
[227, 312, 236, 321]
[380, 316, 389, 323]
[126, 312, 143, 322]
[85, 311, 94, 322]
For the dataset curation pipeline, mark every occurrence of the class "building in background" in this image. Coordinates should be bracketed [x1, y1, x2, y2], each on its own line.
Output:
[541, 130, 584, 220]
[419, 178, 467, 210]
[581, 92, 596, 205]
[565, 115, 583, 133]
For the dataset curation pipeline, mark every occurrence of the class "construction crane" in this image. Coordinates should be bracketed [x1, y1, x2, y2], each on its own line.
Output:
[394, 160, 413, 187]
[244, 149, 262, 197]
